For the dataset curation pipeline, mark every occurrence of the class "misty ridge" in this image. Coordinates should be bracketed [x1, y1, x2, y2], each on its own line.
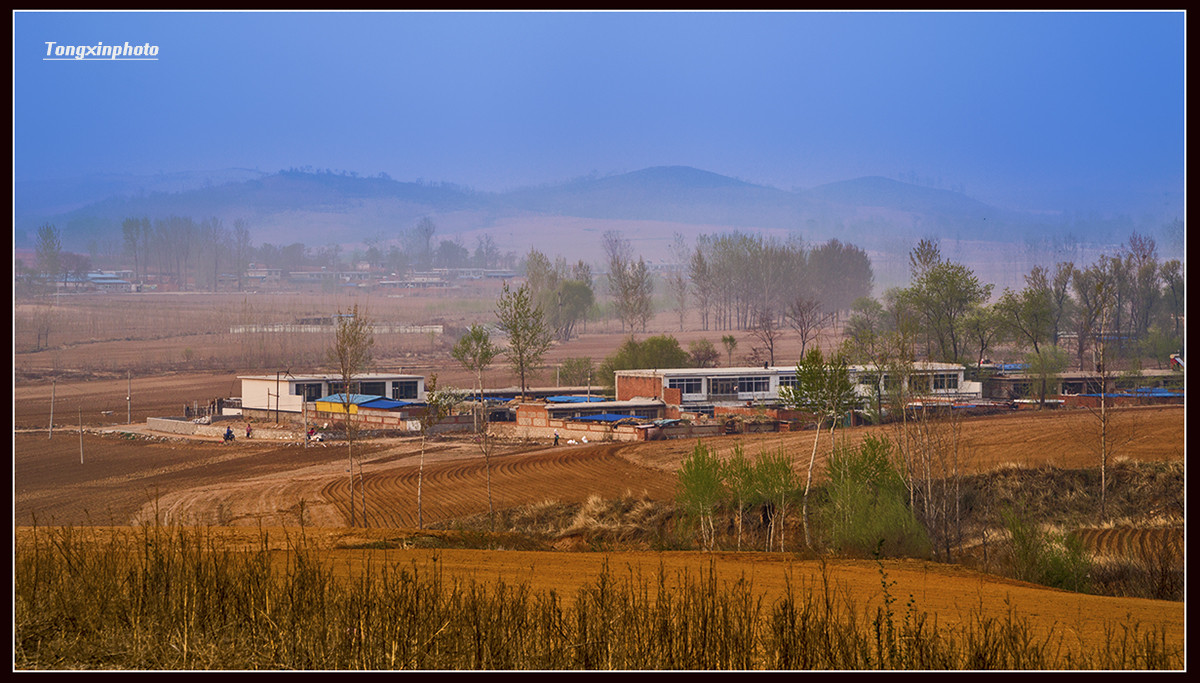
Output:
[13, 165, 1183, 292]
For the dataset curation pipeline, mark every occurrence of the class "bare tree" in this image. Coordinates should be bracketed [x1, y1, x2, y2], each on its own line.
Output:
[1090, 278, 1117, 519]
[330, 304, 374, 527]
[784, 296, 832, 357]
[748, 307, 782, 366]
[666, 232, 691, 331]
[233, 219, 252, 292]
[476, 405, 499, 531]
[36, 223, 62, 293]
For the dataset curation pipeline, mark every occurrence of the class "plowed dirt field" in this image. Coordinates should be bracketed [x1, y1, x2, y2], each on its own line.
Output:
[13, 402, 1186, 667]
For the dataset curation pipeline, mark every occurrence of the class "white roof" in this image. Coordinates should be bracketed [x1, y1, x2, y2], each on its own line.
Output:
[238, 373, 423, 382]
[616, 362, 963, 379]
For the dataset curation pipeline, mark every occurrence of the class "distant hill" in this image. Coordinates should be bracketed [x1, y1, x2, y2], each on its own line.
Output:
[13, 165, 1150, 265]
[805, 176, 1000, 218]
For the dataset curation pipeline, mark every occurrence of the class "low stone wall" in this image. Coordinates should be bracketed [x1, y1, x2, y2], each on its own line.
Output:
[146, 416, 199, 436]
[655, 423, 723, 440]
[513, 416, 640, 443]
[303, 406, 475, 435]
[146, 415, 246, 439]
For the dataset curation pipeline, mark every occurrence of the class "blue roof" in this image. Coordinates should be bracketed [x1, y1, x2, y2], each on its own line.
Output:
[1131, 387, 1183, 396]
[546, 395, 606, 403]
[361, 398, 419, 410]
[316, 393, 382, 405]
[1080, 389, 1183, 398]
[571, 413, 641, 423]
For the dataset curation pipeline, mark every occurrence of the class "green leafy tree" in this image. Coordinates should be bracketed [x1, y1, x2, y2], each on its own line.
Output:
[996, 266, 1055, 355]
[754, 447, 798, 552]
[960, 303, 1003, 372]
[721, 335, 738, 366]
[548, 279, 595, 341]
[451, 324, 501, 431]
[1024, 346, 1069, 407]
[1159, 259, 1184, 339]
[495, 282, 553, 398]
[676, 442, 726, 551]
[1140, 326, 1181, 369]
[688, 339, 720, 368]
[722, 444, 756, 551]
[598, 334, 690, 387]
[558, 356, 595, 387]
[824, 436, 929, 558]
[902, 240, 993, 362]
[779, 347, 859, 549]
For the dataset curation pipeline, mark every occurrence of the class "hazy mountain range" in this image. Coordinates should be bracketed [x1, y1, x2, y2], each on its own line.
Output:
[13, 165, 1180, 291]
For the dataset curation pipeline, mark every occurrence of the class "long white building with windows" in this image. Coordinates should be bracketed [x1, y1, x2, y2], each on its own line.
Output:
[615, 362, 979, 415]
[237, 373, 426, 419]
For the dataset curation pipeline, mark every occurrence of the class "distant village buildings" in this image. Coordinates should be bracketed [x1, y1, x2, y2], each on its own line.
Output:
[208, 358, 1183, 443]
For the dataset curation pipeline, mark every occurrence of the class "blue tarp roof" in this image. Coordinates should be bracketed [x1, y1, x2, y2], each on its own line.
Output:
[316, 393, 382, 405]
[571, 413, 640, 423]
[1080, 389, 1183, 398]
[316, 394, 425, 409]
[546, 395, 606, 403]
[1130, 387, 1183, 396]
[361, 398, 419, 410]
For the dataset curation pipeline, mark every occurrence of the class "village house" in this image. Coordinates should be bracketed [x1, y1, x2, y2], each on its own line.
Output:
[237, 373, 425, 420]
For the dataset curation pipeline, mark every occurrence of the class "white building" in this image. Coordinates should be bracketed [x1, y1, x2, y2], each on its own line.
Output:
[238, 373, 426, 419]
[615, 362, 979, 415]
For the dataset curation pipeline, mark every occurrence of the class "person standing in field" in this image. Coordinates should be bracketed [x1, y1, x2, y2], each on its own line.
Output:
[246, 423, 252, 439]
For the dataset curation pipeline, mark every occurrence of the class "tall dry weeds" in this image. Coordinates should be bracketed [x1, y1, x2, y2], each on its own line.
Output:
[14, 522, 1182, 670]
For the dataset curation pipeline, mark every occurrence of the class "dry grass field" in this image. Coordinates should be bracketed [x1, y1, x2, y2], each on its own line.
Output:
[12, 289, 1187, 669]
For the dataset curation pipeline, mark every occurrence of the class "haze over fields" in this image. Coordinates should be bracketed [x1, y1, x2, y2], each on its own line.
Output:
[13, 11, 1186, 290]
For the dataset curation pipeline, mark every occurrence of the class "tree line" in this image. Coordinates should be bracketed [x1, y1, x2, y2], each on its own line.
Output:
[843, 232, 1184, 375]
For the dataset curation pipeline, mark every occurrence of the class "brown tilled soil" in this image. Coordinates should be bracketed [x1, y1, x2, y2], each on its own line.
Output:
[12, 289, 1187, 666]
[16, 405, 1182, 531]
[14, 405, 1185, 663]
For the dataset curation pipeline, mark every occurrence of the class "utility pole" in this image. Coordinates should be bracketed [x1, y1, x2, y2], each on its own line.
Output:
[78, 404, 83, 464]
[49, 378, 56, 439]
[127, 371, 132, 424]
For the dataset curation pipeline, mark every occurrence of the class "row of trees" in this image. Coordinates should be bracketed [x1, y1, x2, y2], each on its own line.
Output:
[602, 231, 655, 333]
[844, 232, 1184, 374]
[120, 216, 254, 291]
[684, 232, 873, 333]
[522, 249, 596, 341]
[118, 215, 523, 292]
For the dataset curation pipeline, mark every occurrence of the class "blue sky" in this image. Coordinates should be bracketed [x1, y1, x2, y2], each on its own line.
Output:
[13, 10, 1185, 215]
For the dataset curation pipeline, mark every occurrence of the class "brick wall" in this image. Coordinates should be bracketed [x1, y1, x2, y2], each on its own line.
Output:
[616, 375, 663, 401]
